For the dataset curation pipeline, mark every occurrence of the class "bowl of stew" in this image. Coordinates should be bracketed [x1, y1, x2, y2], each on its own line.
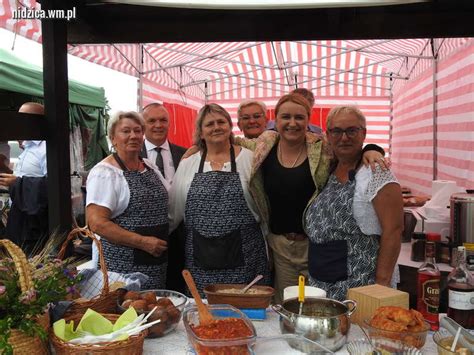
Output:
[183, 304, 257, 355]
[203, 284, 274, 309]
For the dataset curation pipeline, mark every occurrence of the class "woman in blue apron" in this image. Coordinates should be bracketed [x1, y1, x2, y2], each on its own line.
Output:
[169, 104, 270, 296]
[87, 111, 170, 289]
[305, 106, 402, 301]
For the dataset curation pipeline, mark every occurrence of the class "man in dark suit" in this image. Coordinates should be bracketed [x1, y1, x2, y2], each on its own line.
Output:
[141, 103, 187, 292]
[141, 103, 186, 183]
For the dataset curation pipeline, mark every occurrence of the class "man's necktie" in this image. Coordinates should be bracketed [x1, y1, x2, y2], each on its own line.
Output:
[155, 147, 165, 178]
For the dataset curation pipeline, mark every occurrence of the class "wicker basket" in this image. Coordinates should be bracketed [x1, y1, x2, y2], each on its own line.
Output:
[57, 227, 121, 319]
[0, 239, 49, 355]
[49, 313, 146, 355]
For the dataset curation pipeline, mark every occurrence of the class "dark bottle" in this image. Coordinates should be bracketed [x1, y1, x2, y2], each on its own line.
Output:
[447, 246, 474, 329]
[417, 241, 440, 331]
[411, 232, 426, 262]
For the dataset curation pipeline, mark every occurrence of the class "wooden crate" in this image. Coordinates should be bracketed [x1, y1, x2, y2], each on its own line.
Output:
[346, 284, 409, 325]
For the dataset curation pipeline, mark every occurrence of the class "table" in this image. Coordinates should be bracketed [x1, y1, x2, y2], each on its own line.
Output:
[142, 306, 439, 354]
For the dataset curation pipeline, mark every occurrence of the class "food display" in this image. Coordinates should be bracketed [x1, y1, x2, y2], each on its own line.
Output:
[366, 306, 429, 349]
[118, 289, 187, 338]
[215, 288, 267, 295]
[203, 284, 274, 309]
[438, 337, 473, 355]
[192, 318, 253, 354]
[183, 304, 257, 355]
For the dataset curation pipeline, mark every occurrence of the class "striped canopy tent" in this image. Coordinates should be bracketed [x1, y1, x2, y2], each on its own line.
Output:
[1, 0, 472, 195]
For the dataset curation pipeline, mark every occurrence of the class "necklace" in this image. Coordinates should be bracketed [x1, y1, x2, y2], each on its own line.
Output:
[278, 142, 305, 168]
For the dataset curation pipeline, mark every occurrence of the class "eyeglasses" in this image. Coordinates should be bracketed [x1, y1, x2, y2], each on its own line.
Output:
[327, 126, 365, 139]
[239, 113, 265, 121]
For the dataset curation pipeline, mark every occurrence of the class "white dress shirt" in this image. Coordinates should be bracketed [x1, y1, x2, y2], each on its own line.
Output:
[144, 139, 176, 184]
[14, 140, 47, 177]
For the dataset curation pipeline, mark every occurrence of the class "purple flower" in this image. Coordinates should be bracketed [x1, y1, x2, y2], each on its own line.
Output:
[0, 285, 5, 295]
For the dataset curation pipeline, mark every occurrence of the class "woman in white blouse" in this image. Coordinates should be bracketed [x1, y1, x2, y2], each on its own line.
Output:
[304, 106, 403, 301]
[169, 104, 270, 295]
[86, 111, 170, 289]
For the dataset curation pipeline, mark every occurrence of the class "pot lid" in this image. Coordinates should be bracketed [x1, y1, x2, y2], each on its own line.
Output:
[451, 193, 474, 202]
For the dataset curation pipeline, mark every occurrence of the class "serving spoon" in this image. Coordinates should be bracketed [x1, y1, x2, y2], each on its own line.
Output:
[182, 269, 214, 326]
[241, 274, 263, 294]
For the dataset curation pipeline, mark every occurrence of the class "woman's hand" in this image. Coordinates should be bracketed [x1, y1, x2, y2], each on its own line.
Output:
[181, 145, 199, 160]
[0, 173, 17, 187]
[141, 236, 168, 257]
[362, 150, 391, 171]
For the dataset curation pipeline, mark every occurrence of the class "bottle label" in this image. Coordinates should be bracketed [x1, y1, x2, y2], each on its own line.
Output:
[422, 279, 440, 312]
[449, 290, 474, 310]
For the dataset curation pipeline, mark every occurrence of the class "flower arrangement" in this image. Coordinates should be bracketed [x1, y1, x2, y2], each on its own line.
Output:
[0, 253, 82, 354]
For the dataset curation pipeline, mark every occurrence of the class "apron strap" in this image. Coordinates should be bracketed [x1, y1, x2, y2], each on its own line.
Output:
[198, 148, 207, 173]
[198, 145, 237, 173]
[113, 153, 147, 171]
[113, 153, 128, 171]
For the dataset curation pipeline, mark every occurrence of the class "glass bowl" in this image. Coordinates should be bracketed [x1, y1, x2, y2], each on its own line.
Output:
[433, 328, 474, 355]
[347, 338, 423, 355]
[364, 318, 430, 349]
[183, 304, 256, 355]
[250, 334, 330, 354]
[117, 289, 188, 338]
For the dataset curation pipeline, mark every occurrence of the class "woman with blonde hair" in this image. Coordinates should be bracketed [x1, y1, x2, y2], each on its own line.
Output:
[86, 111, 170, 289]
[169, 103, 270, 295]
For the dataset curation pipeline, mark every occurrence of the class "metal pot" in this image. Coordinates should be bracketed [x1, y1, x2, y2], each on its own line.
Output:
[451, 192, 474, 246]
[272, 297, 357, 352]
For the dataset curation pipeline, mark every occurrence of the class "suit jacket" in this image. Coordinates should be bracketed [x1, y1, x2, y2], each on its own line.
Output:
[141, 140, 186, 170]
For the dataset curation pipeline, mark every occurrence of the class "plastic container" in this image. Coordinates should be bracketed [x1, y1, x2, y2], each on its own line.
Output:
[117, 289, 188, 338]
[283, 285, 326, 301]
[363, 318, 430, 349]
[433, 328, 473, 355]
[347, 338, 422, 355]
[183, 304, 256, 355]
[250, 334, 328, 354]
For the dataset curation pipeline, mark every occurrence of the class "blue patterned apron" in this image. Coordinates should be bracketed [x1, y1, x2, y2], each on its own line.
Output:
[184, 147, 270, 296]
[305, 174, 379, 301]
[101, 153, 169, 289]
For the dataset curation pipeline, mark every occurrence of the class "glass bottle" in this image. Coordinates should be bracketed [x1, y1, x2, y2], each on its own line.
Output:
[417, 241, 440, 330]
[447, 246, 474, 329]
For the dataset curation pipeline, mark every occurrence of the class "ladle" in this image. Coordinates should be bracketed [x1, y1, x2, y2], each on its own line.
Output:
[298, 275, 305, 315]
[182, 269, 214, 326]
[241, 274, 263, 294]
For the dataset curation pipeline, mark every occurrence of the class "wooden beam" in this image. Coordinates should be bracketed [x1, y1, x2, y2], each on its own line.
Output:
[42, 0, 72, 235]
[0, 112, 47, 140]
[67, 1, 474, 44]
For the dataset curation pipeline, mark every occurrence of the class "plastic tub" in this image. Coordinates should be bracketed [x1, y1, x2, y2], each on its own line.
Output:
[183, 304, 256, 355]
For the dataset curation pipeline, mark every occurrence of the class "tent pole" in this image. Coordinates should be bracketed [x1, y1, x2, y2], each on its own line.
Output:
[137, 44, 144, 111]
[431, 39, 438, 181]
[41, 0, 72, 235]
[389, 73, 394, 158]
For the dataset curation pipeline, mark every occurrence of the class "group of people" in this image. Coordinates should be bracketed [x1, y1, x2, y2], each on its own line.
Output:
[85, 88, 403, 303]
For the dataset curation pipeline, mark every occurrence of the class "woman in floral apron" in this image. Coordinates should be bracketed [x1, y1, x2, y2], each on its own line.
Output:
[169, 104, 270, 296]
[87, 111, 170, 289]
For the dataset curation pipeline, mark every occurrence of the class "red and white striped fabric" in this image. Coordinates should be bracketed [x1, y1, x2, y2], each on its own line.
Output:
[217, 96, 390, 149]
[391, 39, 474, 195]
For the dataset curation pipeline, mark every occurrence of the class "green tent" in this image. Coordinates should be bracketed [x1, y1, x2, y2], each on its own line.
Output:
[0, 48, 109, 170]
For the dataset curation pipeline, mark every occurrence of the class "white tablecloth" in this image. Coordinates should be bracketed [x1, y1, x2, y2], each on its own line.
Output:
[142, 306, 438, 354]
